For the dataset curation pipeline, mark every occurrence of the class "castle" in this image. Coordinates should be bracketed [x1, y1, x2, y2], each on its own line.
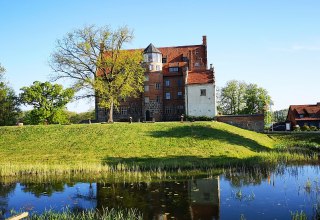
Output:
[96, 36, 216, 122]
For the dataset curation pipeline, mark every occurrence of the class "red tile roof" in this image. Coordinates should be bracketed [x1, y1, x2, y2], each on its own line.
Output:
[187, 70, 214, 85]
[289, 104, 320, 119]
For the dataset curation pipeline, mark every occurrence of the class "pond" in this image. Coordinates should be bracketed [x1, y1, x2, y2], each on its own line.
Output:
[0, 165, 320, 219]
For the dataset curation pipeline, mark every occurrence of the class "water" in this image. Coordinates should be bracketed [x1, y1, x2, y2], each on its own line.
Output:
[1, 165, 320, 219]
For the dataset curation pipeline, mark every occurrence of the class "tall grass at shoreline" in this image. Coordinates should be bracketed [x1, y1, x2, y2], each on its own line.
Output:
[9, 208, 143, 220]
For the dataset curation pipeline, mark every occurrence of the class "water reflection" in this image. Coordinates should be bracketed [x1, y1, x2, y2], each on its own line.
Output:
[96, 177, 220, 219]
[0, 165, 320, 220]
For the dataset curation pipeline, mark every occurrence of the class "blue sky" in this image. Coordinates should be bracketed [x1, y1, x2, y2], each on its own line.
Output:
[0, 0, 319, 112]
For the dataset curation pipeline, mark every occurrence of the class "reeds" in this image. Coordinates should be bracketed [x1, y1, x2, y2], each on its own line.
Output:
[10, 207, 143, 220]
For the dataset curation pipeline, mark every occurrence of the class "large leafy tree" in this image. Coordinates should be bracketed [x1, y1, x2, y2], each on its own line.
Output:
[50, 25, 145, 122]
[20, 81, 74, 124]
[218, 80, 246, 115]
[218, 80, 271, 115]
[0, 64, 20, 126]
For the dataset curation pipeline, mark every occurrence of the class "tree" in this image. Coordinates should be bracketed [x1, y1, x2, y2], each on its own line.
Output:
[49, 25, 145, 122]
[0, 64, 20, 126]
[20, 81, 74, 124]
[243, 83, 271, 114]
[218, 80, 272, 115]
[218, 80, 246, 115]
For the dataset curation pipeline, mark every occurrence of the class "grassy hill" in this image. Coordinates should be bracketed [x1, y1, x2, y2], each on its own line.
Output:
[0, 121, 318, 176]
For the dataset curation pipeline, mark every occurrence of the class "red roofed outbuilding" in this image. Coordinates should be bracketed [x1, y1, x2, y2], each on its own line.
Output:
[286, 103, 320, 128]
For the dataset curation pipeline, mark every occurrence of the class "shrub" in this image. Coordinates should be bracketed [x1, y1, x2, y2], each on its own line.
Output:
[310, 126, 317, 131]
[293, 125, 300, 131]
[301, 125, 310, 131]
[186, 115, 214, 121]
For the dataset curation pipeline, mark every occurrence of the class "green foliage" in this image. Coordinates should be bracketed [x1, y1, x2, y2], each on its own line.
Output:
[186, 115, 214, 121]
[95, 49, 145, 122]
[218, 80, 271, 115]
[294, 125, 301, 132]
[301, 125, 310, 131]
[290, 210, 307, 220]
[19, 81, 74, 124]
[66, 110, 95, 124]
[309, 126, 317, 131]
[0, 66, 20, 126]
[273, 109, 288, 122]
[11, 207, 143, 220]
[50, 25, 143, 122]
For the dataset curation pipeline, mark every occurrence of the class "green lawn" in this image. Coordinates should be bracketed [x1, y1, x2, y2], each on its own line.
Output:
[0, 122, 318, 176]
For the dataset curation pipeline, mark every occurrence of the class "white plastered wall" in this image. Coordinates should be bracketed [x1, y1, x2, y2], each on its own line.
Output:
[185, 83, 216, 117]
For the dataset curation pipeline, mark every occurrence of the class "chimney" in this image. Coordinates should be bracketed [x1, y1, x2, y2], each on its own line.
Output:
[202, 36, 207, 46]
[184, 67, 189, 85]
[317, 102, 320, 106]
[210, 64, 214, 71]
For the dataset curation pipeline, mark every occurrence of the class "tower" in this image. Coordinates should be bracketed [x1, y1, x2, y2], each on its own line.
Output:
[143, 44, 163, 121]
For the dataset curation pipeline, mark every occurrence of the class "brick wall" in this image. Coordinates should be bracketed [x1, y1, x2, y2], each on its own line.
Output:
[216, 114, 264, 132]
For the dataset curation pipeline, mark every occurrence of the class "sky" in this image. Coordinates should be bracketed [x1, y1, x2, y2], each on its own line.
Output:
[0, 0, 319, 112]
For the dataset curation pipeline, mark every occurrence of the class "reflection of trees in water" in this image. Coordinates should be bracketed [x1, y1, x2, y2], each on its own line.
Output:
[96, 178, 220, 220]
[0, 183, 16, 217]
[223, 167, 273, 187]
[20, 182, 65, 197]
[97, 181, 191, 219]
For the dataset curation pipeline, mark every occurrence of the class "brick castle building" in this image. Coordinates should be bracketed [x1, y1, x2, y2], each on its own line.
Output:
[96, 36, 216, 122]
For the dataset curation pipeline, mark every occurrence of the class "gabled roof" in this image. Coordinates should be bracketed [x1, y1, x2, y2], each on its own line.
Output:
[289, 104, 320, 119]
[143, 43, 161, 54]
[187, 70, 214, 85]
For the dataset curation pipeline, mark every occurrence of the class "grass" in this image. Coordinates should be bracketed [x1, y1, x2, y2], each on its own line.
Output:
[9, 208, 142, 220]
[0, 121, 319, 177]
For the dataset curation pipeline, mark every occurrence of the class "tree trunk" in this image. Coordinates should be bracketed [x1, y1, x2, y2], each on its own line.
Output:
[108, 99, 114, 123]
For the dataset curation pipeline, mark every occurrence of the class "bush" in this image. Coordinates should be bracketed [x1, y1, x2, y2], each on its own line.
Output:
[310, 126, 318, 131]
[301, 125, 310, 131]
[293, 125, 300, 132]
[186, 115, 214, 121]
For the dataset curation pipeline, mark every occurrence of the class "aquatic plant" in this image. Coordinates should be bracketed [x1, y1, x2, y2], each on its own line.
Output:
[290, 210, 307, 220]
[305, 178, 312, 193]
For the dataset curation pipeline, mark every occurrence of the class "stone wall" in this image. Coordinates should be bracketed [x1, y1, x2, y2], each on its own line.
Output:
[216, 114, 264, 132]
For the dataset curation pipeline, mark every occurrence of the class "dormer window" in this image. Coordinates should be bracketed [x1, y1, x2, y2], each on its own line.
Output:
[162, 57, 167, 63]
[169, 67, 179, 72]
[299, 114, 304, 118]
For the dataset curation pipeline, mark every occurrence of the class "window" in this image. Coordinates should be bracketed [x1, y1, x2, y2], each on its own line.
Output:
[145, 97, 149, 103]
[149, 64, 153, 71]
[156, 96, 160, 103]
[182, 56, 188, 62]
[169, 67, 179, 72]
[165, 106, 173, 114]
[144, 85, 149, 92]
[120, 107, 127, 115]
[200, 89, 206, 96]
[299, 114, 304, 118]
[144, 75, 149, 81]
[155, 83, 161, 90]
[177, 91, 182, 99]
[177, 79, 182, 87]
[162, 57, 167, 63]
[165, 92, 171, 100]
[165, 80, 170, 87]
[177, 105, 184, 114]
[194, 62, 200, 67]
[156, 65, 161, 71]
